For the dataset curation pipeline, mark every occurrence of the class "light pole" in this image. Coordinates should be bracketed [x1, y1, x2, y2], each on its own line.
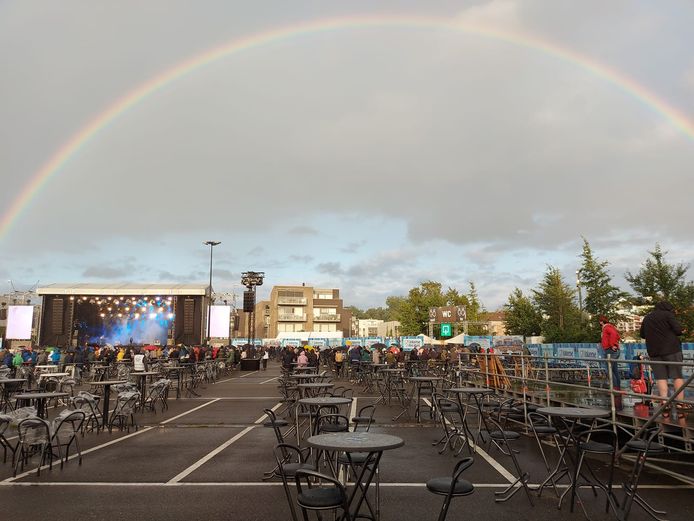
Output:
[204, 241, 221, 345]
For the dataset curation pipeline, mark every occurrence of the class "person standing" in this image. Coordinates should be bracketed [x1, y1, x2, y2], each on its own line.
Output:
[640, 301, 689, 416]
[599, 316, 622, 391]
[261, 349, 269, 371]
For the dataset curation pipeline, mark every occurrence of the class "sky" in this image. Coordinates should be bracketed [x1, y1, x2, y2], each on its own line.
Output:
[1, 0, 694, 310]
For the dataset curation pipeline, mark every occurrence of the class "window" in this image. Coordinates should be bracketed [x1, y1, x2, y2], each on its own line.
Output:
[316, 323, 337, 332]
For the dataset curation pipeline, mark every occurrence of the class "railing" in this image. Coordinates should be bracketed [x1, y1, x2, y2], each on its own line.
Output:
[313, 314, 340, 322]
[277, 313, 306, 322]
[460, 352, 694, 464]
[277, 297, 307, 305]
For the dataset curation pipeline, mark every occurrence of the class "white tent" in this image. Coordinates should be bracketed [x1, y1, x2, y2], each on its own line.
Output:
[416, 333, 443, 346]
[444, 333, 466, 345]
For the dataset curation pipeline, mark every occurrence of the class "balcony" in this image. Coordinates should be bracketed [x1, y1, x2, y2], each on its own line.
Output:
[277, 297, 307, 305]
[313, 314, 341, 322]
[278, 313, 307, 322]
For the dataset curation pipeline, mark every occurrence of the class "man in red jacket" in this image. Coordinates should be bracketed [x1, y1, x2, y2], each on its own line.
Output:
[600, 316, 621, 391]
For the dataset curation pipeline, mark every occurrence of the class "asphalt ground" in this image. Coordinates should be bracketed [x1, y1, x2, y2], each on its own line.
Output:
[0, 363, 691, 521]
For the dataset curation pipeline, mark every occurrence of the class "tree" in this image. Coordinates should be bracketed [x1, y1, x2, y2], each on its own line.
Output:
[465, 282, 487, 335]
[578, 238, 625, 341]
[503, 288, 542, 337]
[396, 281, 448, 335]
[625, 244, 694, 340]
[532, 266, 586, 342]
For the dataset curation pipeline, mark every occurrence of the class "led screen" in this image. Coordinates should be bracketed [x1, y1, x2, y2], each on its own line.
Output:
[209, 305, 231, 338]
[6, 305, 34, 339]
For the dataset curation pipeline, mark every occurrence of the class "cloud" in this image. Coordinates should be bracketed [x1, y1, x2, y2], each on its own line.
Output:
[316, 262, 343, 276]
[340, 241, 366, 254]
[82, 265, 135, 279]
[289, 255, 314, 263]
[288, 226, 319, 236]
[247, 246, 265, 256]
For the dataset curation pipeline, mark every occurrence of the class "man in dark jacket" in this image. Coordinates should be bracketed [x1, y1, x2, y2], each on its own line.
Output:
[640, 301, 687, 413]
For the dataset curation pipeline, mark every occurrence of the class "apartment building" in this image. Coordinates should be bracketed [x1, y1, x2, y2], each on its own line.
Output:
[252, 285, 351, 338]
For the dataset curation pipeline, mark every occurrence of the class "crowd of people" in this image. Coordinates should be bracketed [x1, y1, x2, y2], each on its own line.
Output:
[0, 342, 279, 376]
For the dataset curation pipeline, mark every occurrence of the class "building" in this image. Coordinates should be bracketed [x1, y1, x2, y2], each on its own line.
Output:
[376, 320, 401, 338]
[238, 285, 351, 339]
[480, 311, 507, 336]
[358, 319, 383, 337]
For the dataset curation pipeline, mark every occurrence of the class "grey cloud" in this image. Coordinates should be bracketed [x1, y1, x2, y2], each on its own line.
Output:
[247, 246, 265, 256]
[82, 265, 135, 279]
[289, 255, 314, 263]
[316, 262, 343, 276]
[340, 241, 366, 254]
[288, 226, 319, 236]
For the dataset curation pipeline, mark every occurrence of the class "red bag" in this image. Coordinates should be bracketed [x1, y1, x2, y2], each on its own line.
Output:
[630, 378, 647, 394]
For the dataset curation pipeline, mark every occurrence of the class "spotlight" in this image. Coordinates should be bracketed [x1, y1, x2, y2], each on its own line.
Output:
[141, 307, 147, 312]
[149, 312, 157, 320]
[158, 307, 163, 312]
[107, 307, 112, 312]
[100, 313, 106, 318]
[167, 313, 174, 319]
[69, 296, 75, 301]
[125, 307, 130, 311]
[117, 313, 123, 318]
[134, 313, 140, 319]
[107, 297, 112, 301]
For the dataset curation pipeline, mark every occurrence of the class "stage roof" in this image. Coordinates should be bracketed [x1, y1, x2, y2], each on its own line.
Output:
[37, 283, 210, 296]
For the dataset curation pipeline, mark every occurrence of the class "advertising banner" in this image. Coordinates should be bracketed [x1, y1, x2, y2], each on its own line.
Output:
[363, 337, 383, 348]
[464, 335, 493, 351]
[400, 336, 424, 351]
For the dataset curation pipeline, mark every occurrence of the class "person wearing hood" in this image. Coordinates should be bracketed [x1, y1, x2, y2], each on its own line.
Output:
[640, 300, 689, 416]
[297, 350, 308, 368]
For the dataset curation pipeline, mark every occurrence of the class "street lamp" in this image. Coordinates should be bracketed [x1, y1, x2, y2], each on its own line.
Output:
[204, 241, 221, 345]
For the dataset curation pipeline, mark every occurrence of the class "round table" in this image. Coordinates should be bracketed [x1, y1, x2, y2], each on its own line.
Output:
[130, 371, 159, 401]
[536, 407, 611, 513]
[89, 380, 127, 423]
[307, 432, 404, 520]
[296, 382, 334, 398]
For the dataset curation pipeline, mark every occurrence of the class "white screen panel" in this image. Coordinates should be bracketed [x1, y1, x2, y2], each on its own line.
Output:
[209, 305, 231, 338]
[7, 305, 33, 339]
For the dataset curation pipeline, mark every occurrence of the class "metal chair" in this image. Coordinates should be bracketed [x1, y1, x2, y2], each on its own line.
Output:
[108, 392, 140, 433]
[426, 457, 475, 521]
[485, 417, 534, 505]
[273, 443, 315, 521]
[51, 409, 86, 468]
[72, 393, 104, 435]
[0, 414, 15, 463]
[294, 468, 349, 521]
[14, 416, 53, 477]
[620, 427, 667, 520]
[568, 428, 619, 516]
[351, 405, 376, 432]
[433, 395, 472, 456]
[528, 411, 562, 496]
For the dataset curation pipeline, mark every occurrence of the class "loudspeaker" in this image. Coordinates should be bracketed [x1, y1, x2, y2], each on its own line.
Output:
[52, 298, 64, 334]
[232, 313, 240, 331]
[243, 291, 255, 312]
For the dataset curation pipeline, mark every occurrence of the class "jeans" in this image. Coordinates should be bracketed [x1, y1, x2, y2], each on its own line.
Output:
[603, 349, 621, 390]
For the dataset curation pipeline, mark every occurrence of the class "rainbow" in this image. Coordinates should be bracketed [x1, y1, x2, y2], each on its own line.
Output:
[2, 14, 693, 240]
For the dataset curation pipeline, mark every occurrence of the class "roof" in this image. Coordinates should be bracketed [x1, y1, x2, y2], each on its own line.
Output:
[37, 283, 209, 296]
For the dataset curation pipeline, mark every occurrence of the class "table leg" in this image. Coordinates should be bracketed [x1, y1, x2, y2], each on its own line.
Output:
[102, 385, 111, 424]
[346, 451, 382, 521]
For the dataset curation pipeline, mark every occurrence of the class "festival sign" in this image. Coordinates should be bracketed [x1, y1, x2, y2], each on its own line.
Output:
[556, 346, 576, 360]
[400, 336, 424, 351]
[492, 336, 524, 350]
[429, 305, 467, 323]
[577, 346, 601, 367]
[363, 337, 383, 348]
[281, 338, 303, 347]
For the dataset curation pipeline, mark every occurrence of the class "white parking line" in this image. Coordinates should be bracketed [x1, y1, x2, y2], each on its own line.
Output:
[260, 376, 279, 385]
[166, 403, 281, 484]
[2, 481, 691, 489]
[2, 398, 221, 483]
[423, 398, 515, 484]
